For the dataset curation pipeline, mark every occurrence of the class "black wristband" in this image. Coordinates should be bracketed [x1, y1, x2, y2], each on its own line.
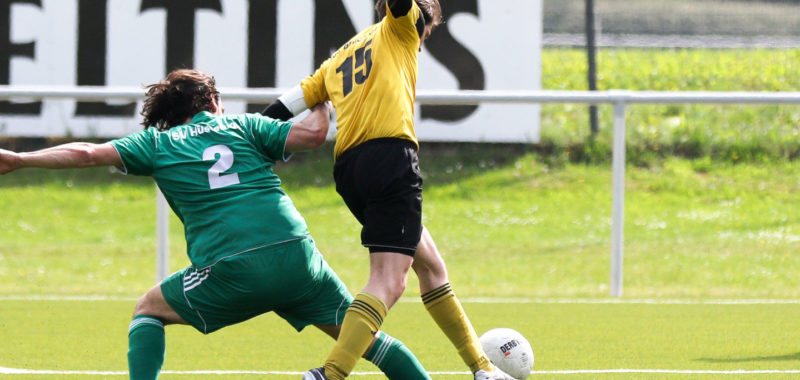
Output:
[261, 100, 293, 121]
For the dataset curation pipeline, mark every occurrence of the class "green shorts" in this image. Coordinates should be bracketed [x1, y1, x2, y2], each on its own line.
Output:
[161, 237, 352, 334]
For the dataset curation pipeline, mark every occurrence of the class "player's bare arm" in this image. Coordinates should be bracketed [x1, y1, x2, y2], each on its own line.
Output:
[0, 142, 122, 173]
[0, 148, 21, 175]
[285, 102, 332, 153]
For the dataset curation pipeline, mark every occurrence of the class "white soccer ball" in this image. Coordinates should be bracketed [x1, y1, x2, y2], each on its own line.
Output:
[479, 328, 534, 380]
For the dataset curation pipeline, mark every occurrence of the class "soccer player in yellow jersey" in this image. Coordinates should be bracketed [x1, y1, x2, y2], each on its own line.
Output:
[264, 1, 515, 379]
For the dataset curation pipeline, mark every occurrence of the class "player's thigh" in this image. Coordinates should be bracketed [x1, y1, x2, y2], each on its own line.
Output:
[160, 266, 229, 334]
[335, 139, 423, 254]
[160, 239, 326, 334]
[361, 188, 422, 255]
[276, 245, 353, 331]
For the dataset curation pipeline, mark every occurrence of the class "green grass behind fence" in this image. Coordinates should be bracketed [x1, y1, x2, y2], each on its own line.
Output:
[1, 149, 798, 298]
[540, 48, 800, 163]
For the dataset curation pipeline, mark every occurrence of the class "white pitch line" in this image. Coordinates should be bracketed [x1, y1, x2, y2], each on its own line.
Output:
[1, 294, 799, 304]
[455, 297, 800, 305]
[0, 295, 137, 301]
[3, 367, 800, 376]
[541, 369, 800, 374]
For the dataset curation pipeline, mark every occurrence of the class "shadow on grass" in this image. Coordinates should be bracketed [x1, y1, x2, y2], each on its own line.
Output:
[696, 352, 800, 363]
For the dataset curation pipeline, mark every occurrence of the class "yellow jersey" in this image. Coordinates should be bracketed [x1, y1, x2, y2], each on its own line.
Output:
[301, 2, 422, 159]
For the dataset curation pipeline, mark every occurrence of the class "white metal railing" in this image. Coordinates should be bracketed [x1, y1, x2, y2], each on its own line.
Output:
[3, 86, 800, 296]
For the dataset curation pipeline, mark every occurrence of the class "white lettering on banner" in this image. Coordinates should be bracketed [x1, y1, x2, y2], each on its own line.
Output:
[0, 0, 542, 142]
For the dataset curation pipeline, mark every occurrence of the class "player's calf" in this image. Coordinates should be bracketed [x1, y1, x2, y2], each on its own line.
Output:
[127, 315, 165, 380]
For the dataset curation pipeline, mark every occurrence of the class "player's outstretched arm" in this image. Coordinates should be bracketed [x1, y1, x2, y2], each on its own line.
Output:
[285, 102, 332, 153]
[0, 142, 122, 174]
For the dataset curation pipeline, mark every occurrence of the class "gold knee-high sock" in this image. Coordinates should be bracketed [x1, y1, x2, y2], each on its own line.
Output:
[422, 283, 492, 373]
[324, 292, 387, 380]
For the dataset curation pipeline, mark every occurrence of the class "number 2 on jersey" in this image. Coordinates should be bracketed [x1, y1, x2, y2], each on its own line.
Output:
[203, 145, 240, 189]
[336, 39, 373, 97]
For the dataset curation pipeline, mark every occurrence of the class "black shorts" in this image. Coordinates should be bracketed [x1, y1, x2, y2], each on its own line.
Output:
[333, 138, 423, 256]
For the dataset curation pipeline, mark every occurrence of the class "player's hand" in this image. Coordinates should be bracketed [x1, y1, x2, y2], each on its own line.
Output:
[309, 101, 334, 120]
[310, 101, 331, 114]
[0, 148, 21, 175]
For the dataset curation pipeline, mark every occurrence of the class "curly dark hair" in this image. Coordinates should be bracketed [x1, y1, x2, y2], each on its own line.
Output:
[140, 69, 219, 131]
[375, 0, 442, 28]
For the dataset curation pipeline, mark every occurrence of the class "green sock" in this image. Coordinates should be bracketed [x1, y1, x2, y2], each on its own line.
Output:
[127, 315, 166, 380]
[366, 332, 431, 380]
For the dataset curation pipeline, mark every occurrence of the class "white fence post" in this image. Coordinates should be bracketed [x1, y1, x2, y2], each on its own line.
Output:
[155, 187, 169, 283]
[610, 99, 628, 297]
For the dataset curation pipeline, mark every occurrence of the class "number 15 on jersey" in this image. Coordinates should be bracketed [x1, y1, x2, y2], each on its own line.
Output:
[336, 39, 373, 97]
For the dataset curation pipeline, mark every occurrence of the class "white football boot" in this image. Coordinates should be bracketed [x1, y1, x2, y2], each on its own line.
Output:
[474, 366, 517, 380]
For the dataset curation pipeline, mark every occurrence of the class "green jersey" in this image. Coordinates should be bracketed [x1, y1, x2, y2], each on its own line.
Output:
[112, 112, 309, 269]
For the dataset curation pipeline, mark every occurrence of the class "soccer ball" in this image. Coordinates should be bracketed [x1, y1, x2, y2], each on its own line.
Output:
[479, 328, 534, 380]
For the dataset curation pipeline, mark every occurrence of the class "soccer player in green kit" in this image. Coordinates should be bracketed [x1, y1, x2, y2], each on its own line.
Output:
[0, 69, 430, 380]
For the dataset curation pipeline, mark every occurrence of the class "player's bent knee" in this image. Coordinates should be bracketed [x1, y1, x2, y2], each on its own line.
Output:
[413, 256, 448, 281]
[365, 277, 407, 307]
[412, 255, 446, 276]
[386, 278, 408, 305]
[391, 278, 407, 299]
[133, 293, 160, 318]
[381, 272, 408, 297]
[132, 285, 185, 325]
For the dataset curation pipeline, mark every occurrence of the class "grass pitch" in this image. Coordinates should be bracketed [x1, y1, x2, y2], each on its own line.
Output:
[2, 152, 798, 298]
[1, 152, 798, 378]
[2, 46, 800, 378]
[1, 298, 799, 379]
